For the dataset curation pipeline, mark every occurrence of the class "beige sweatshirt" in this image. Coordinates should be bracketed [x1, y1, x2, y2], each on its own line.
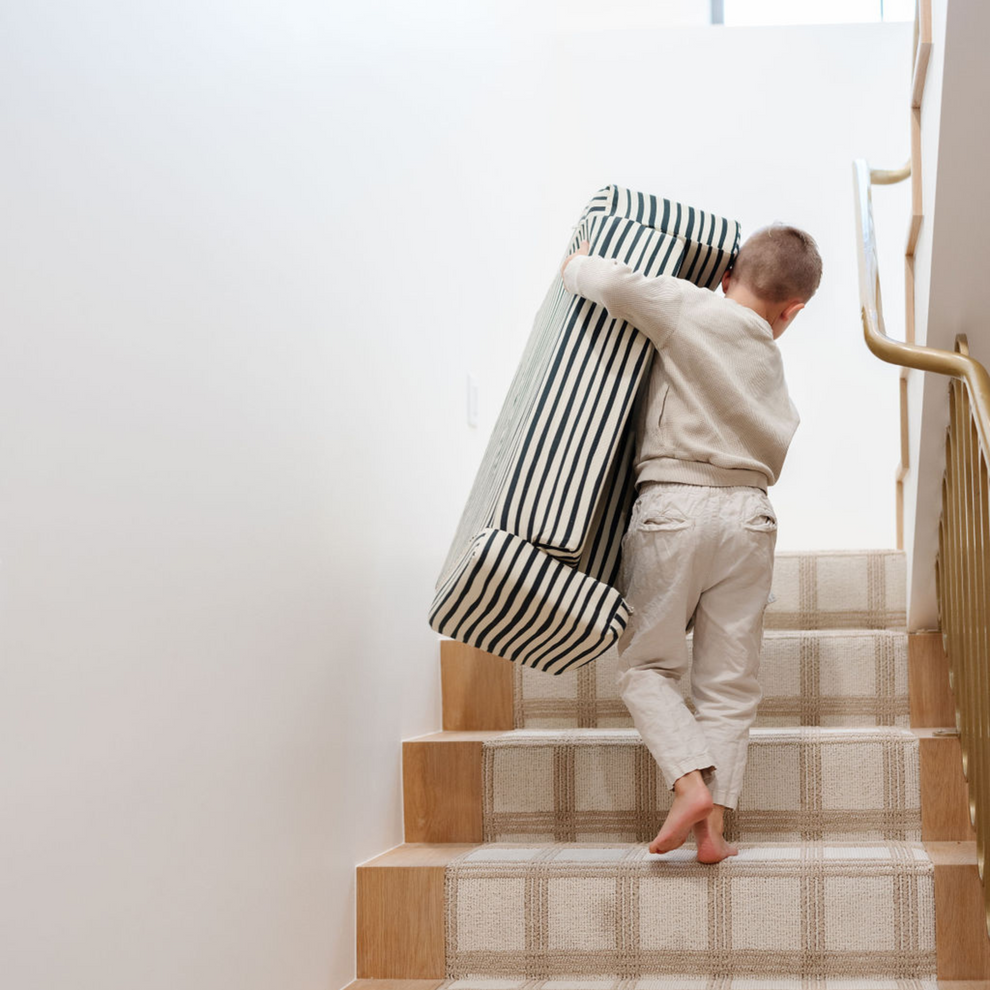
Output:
[562, 254, 800, 493]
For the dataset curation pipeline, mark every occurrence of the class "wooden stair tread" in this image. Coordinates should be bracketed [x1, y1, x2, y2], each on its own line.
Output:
[412, 727, 958, 741]
[343, 983, 443, 990]
[365, 839, 977, 866]
[359, 843, 478, 868]
[925, 840, 979, 866]
[343, 983, 990, 990]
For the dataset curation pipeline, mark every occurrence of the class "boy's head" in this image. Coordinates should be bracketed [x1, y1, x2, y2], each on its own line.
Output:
[721, 222, 823, 340]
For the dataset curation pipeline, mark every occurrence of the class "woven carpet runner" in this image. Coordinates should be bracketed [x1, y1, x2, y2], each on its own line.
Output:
[513, 551, 909, 729]
[437, 974, 938, 990]
[440, 842, 934, 979]
[431, 548, 936, 981]
[433, 980, 936, 989]
[480, 727, 921, 843]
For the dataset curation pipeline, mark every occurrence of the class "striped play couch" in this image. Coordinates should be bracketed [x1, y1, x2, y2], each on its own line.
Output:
[428, 184, 741, 674]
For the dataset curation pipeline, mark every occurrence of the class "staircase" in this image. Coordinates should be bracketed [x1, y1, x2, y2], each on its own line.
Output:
[350, 550, 990, 989]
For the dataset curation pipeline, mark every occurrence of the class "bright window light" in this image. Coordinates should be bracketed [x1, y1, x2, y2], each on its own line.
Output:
[880, 0, 916, 20]
[722, 0, 914, 25]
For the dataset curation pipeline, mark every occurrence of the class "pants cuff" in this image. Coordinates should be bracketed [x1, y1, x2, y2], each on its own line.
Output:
[661, 754, 717, 791]
[708, 785, 739, 810]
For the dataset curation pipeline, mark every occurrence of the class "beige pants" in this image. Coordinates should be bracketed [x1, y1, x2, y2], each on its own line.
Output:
[615, 480, 777, 810]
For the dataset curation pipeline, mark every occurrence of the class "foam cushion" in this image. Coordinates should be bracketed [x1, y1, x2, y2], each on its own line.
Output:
[429, 184, 741, 674]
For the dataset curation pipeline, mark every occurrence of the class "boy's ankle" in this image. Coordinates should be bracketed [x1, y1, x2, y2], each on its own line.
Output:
[706, 804, 728, 831]
[672, 769, 712, 797]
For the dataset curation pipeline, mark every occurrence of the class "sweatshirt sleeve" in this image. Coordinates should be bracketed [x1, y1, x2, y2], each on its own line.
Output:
[561, 254, 684, 349]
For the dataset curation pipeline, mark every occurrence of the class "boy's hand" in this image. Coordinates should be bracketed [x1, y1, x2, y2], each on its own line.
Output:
[561, 239, 590, 279]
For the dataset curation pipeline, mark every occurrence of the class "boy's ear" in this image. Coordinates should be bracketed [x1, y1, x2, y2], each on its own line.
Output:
[721, 269, 732, 292]
[783, 300, 805, 322]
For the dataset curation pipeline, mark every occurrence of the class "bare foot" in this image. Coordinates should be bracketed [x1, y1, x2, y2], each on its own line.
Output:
[693, 809, 739, 864]
[649, 771, 714, 854]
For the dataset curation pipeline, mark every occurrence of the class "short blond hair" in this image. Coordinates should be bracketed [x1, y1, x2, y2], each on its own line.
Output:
[730, 222, 823, 304]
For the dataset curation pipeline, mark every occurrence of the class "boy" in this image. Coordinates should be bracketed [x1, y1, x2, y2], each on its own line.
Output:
[560, 222, 822, 864]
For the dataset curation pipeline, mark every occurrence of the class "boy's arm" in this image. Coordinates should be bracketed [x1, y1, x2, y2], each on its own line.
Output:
[561, 243, 684, 349]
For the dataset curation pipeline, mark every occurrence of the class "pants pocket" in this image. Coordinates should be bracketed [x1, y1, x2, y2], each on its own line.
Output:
[629, 489, 695, 533]
[640, 507, 693, 532]
[742, 493, 777, 533]
[637, 493, 694, 532]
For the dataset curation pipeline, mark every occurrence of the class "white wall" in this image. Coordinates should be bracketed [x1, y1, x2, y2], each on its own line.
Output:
[558, 0, 711, 29]
[905, 0, 990, 629]
[903, 0, 947, 630]
[0, 5, 912, 990]
[544, 21, 914, 550]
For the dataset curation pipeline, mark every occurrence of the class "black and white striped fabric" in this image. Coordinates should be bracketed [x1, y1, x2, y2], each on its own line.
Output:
[429, 184, 741, 674]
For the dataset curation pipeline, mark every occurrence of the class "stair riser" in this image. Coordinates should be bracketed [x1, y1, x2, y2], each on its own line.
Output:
[481, 732, 921, 843]
[405, 734, 974, 845]
[443, 634, 961, 736]
[515, 631, 910, 729]
[758, 550, 906, 630]
[449, 847, 936, 980]
[405, 733, 962, 844]
[441, 634, 913, 732]
[355, 848, 990, 982]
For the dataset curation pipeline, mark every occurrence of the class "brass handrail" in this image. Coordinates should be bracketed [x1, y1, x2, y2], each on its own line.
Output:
[869, 160, 912, 185]
[854, 158, 915, 546]
[852, 159, 990, 460]
[852, 155, 990, 939]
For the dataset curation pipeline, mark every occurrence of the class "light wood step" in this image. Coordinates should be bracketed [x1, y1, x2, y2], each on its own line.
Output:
[343, 983, 990, 990]
[343, 983, 442, 990]
[404, 727, 973, 844]
[443, 631, 953, 732]
[355, 841, 988, 980]
[344, 982, 990, 990]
